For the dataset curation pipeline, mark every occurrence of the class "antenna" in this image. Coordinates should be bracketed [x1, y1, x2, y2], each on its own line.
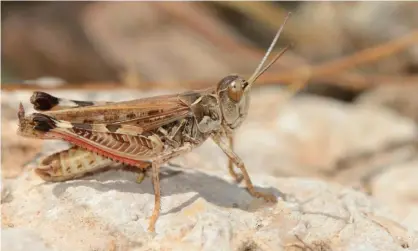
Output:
[247, 12, 291, 89]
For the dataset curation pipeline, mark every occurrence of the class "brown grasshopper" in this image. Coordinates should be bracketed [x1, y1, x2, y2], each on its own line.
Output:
[17, 14, 291, 232]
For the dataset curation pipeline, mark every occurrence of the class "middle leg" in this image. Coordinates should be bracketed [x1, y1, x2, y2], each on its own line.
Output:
[148, 161, 161, 232]
[227, 133, 244, 184]
[145, 144, 193, 232]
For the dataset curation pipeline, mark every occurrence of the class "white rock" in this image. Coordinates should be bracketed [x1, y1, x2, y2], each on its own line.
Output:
[2, 167, 417, 251]
[371, 160, 418, 231]
[2, 228, 54, 251]
[355, 84, 418, 124]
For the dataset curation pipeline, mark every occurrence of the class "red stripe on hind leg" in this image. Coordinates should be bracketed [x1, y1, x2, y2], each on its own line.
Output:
[46, 131, 142, 167]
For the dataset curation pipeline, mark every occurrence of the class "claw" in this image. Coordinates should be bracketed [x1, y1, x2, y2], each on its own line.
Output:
[136, 172, 146, 184]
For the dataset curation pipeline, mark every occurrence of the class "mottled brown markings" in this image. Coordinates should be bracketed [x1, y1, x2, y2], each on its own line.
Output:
[66, 167, 71, 173]
[111, 134, 122, 142]
[73, 100, 95, 107]
[104, 114, 119, 121]
[148, 110, 160, 116]
[73, 128, 82, 135]
[106, 124, 121, 132]
[116, 134, 124, 142]
[119, 143, 129, 152]
[137, 111, 190, 132]
[72, 123, 93, 131]
[37, 96, 191, 126]
[126, 113, 136, 119]
[77, 163, 83, 169]
[67, 127, 157, 156]
[123, 107, 190, 126]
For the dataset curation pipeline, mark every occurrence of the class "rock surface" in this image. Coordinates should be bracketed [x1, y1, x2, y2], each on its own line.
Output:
[2, 167, 418, 251]
[356, 84, 418, 124]
[2, 228, 54, 251]
[2, 87, 418, 250]
[371, 160, 418, 231]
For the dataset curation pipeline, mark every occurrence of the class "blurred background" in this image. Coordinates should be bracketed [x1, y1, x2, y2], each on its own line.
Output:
[2, 1, 418, 227]
[2, 2, 418, 97]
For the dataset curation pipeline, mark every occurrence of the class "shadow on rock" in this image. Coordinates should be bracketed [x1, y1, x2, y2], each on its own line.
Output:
[51, 166, 283, 214]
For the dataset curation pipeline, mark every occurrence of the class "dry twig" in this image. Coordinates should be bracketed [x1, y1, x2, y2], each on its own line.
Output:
[262, 30, 418, 87]
[2, 31, 417, 92]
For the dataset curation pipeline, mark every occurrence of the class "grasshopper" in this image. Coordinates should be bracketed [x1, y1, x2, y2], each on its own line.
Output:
[17, 14, 291, 232]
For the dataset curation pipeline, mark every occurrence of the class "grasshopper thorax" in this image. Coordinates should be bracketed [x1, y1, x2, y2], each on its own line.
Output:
[216, 74, 250, 130]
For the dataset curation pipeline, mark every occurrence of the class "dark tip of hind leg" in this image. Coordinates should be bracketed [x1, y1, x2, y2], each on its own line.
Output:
[30, 92, 59, 111]
[32, 113, 57, 132]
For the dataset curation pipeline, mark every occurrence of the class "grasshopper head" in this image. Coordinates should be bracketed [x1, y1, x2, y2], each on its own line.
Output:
[216, 13, 290, 129]
[216, 75, 250, 130]
[216, 13, 291, 131]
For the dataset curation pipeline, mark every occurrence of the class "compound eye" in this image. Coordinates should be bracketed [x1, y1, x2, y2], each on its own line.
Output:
[227, 81, 244, 102]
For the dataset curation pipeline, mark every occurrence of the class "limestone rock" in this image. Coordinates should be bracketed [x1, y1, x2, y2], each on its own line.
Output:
[355, 84, 418, 124]
[371, 160, 418, 231]
[2, 228, 54, 251]
[2, 167, 417, 251]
